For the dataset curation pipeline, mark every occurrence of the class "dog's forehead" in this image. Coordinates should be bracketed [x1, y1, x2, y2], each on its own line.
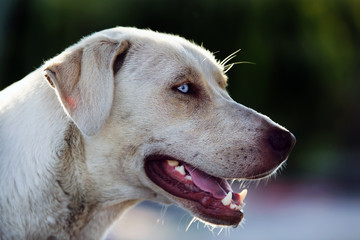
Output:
[153, 37, 227, 89]
[101, 27, 228, 88]
[178, 43, 228, 89]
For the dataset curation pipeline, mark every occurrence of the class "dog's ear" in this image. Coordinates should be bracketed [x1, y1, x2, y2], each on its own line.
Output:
[43, 40, 130, 136]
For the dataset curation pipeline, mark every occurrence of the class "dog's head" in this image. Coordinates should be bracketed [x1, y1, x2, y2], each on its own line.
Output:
[43, 27, 295, 227]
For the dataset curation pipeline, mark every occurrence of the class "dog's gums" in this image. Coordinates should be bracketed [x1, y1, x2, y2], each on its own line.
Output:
[145, 155, 248, 226]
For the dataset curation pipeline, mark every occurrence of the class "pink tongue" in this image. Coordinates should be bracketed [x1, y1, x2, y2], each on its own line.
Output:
[184, 165, 232, 199]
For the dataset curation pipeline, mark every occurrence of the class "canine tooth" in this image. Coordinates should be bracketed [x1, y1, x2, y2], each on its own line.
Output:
[175, 165, 185, 175]
[230, 203, 237, 210]
[185, 175, 192, 181]
[221, 191, 232, 206]
[167, 160, 179, 166]
[239, 189, 248, 202]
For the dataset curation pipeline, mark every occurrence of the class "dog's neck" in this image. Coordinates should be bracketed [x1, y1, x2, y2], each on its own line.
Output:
[0, 70, 138, 239]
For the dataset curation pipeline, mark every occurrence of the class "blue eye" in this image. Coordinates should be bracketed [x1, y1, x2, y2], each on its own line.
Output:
[177, 84, 190, 93]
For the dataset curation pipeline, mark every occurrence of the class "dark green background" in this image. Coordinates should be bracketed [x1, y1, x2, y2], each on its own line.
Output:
[1, 0, 359, 187]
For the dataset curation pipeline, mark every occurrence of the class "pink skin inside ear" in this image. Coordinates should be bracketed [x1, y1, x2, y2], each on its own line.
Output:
[65, 96, 77, 109]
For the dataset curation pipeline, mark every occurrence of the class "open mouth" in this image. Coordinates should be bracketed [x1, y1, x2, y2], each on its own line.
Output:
[144, 155, 248, 227]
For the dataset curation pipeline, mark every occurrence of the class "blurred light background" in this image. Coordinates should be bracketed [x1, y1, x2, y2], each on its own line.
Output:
[1, 0, 359, 239]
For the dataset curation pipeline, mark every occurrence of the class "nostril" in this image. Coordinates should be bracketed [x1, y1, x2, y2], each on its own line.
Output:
[268, 128, 296, 153]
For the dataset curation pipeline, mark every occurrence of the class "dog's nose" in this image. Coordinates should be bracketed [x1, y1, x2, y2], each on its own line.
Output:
[268, 128, 296, 161]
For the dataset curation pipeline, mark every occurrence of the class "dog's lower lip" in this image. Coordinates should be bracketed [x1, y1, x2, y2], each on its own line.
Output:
[144, 155, 244, 226]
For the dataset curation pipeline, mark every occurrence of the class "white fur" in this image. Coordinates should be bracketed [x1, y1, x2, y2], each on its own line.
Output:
[0, 27, 292, 239]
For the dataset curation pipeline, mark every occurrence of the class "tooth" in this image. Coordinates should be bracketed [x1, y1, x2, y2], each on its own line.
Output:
[239, 189, 248, 202]
[167, 160, 179, 166]
[175, 165, 185, 175]
[221, 191, 232, 206]
[185, 175, 192, 181]
[230, 203, 237, 209]
[236, 205, 243, 211]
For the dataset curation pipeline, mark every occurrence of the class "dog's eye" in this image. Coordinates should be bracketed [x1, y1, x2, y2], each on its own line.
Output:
[177, 84, 190, 94]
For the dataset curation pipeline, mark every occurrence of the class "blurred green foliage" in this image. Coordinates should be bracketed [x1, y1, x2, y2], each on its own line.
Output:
[1, 0, 359, 184]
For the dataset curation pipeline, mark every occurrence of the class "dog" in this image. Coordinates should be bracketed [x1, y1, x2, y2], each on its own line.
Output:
[0, 27, 295, 239]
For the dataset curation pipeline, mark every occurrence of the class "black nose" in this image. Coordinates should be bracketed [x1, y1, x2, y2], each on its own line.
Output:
[268, 128, 296, 159]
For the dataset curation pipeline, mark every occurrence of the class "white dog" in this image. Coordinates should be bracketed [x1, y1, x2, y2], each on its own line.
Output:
[0, 27, 295, 239]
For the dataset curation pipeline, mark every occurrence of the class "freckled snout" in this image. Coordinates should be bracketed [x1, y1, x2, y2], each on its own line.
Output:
[243, 126, 296, 179]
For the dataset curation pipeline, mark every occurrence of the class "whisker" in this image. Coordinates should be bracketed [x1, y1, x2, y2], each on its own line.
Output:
[219, 49, 256, 74]
[224, 61, 255, 73]
[186, 217, 197, 232]
[220, 49, 241, 66]
[217, 227, 224, 236]
[157, 205, 168, 225]
[205, 223, 216, 236]
[239, 217, 246, 229]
